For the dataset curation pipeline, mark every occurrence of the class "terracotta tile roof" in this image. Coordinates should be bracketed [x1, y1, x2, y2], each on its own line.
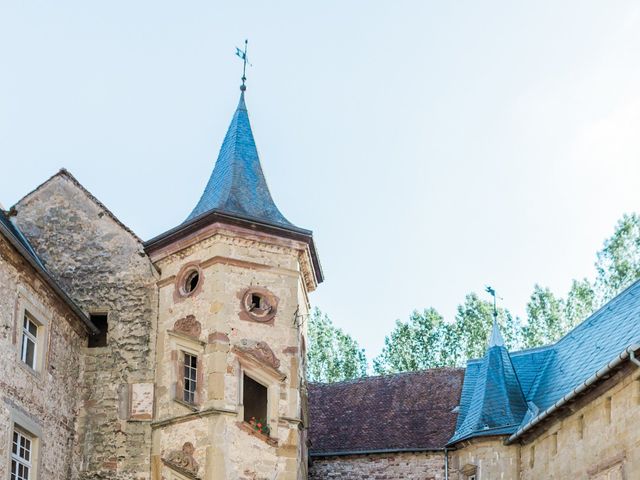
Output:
[308, 368, 465, 455]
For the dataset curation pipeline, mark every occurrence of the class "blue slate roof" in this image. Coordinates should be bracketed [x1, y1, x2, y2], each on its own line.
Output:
[186, 92, 295, 229]
[449, 321, 528, 444]
[450, 279, 640, 445]
[0, 209, 45, 270]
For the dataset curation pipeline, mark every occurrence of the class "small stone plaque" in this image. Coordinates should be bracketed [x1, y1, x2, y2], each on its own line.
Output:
[130, 383, 154, 420]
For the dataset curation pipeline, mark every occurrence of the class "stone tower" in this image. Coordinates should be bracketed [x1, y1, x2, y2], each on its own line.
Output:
[145, 89, 322, 479]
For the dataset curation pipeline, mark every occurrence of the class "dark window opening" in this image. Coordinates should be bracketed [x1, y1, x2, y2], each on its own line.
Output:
[183, 353, 197, 404]
[251, 294, 262, 310]
[243, 374, 267, 425]
[88, 314, 108, 348]
[185, 271, 200, 294]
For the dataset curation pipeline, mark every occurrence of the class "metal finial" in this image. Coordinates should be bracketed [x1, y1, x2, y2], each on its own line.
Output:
[235, 39, 251, 91]
[485, 286, 498, 322]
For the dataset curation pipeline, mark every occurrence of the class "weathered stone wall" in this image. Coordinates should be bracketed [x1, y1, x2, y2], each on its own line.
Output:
[149, 223, 312, 480]
[309, 451, 447, 479]
[14, 172, 159, 479]
[0, 233, 88, 480]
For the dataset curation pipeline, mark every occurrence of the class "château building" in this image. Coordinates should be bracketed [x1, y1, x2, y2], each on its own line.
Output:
[1, 82, 639, 480]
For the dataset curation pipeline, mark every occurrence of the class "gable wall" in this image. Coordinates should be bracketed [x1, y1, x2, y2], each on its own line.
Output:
[14, 173, 159, 479]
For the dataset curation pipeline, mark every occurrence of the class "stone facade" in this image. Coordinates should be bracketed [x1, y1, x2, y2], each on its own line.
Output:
[0, 222, 89, 479]
[148, 221, 313, 480]
[14, 172, 159, 479]
[309, 452, 447, 480]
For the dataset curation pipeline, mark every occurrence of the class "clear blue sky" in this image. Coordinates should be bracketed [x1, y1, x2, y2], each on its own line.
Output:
[2, 1, 640, 361]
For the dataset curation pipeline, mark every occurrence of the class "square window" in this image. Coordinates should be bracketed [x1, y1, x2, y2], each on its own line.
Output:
[183, 353, 197, 404]
[20, 313, 38, 370]
[11, 428, 34, 480]
[88, 313, 108, 348]
[243, 374, 268, 425]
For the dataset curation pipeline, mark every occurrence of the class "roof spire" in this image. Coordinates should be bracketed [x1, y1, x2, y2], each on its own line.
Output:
[235, 39, 250, 92]
[485, 286, 505, 347]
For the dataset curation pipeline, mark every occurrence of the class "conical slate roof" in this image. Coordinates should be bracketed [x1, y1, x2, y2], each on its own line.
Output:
[448, 320, 528, 444]
[186, 92, 295, 229]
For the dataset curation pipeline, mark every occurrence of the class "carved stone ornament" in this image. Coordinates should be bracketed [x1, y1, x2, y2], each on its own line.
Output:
[238, 339, 281, 369]
[173, 315, 201, 338]
[163, 442, 199, 477]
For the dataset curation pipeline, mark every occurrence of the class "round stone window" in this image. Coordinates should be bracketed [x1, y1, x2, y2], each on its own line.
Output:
[176, 265, 203, 298]
[241, 288, 278, 323]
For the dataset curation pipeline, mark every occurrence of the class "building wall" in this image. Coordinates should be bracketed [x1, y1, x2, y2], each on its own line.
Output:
[0, 234, 88, 480]
[450, 365, 640, 479]
[449, 437, 520, 480]
[309, 452, 447, 480]
[519, 365, 640, 480]
[14, 173, 159, 479]
[149, 223, 312, 480]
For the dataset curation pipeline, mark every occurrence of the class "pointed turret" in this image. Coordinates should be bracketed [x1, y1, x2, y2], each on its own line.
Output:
[145, 87, 323, 288]
[186, 91, 295, 229]
[448, 320, 527, 444]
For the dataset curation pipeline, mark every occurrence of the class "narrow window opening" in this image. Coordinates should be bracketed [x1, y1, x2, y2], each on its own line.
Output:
[11, 427, 33, 480]
[243, 374, 268, 431]
[551, 432, 558, 455]
[20, 313, 38, 369]
[251, 294, 261, 309]
[183, 353, 197, 404]
[529, 445, 535, 468]
[578, 414, 584, 440]
[605, 396, 612, 424]
[88, 314, 108, 348]
[184, 271, 200, 294]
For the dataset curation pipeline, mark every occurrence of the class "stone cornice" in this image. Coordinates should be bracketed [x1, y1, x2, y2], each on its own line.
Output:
[144, 210, 322, 289]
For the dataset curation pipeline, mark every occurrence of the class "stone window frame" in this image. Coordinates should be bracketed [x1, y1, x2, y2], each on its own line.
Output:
[168, 330, 205, 410]
[13, 288, 50, 378]
[239, 287, 279, 325]
[174, 262, 204, 302]
[4, 401, 42, 480]
[236, 357, 281, 440]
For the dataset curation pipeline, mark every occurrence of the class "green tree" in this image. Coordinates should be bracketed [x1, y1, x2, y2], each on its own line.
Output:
[595, 213, 640, 303]
[373, 293, 522, 372]
[564, 278, 596, 328]
[522, 285, 566, 348]
[450, 293, 522, 363]
[373, 308, 448, 374]
[306, 308, 367, 383]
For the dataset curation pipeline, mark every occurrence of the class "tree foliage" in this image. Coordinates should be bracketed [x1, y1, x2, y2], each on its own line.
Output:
[595, 213, 640, 303]
[312, 213, 640, 378]
[373, 213, 640, 373]
[306, 308, 367, 383]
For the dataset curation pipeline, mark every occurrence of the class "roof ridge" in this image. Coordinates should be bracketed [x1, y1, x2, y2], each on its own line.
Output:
[14, 168, 144, 245]
[310, 367, 465, 387]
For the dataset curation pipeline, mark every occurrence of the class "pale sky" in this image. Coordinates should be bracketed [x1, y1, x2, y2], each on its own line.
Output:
[2, 1, 640, 361]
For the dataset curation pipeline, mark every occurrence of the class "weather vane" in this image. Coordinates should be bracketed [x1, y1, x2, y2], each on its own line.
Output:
[485, 285, 499, 322]
[235, 39, 251, 91]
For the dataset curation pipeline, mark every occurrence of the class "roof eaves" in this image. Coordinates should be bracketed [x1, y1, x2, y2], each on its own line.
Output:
[310, 447, 447, 457]
[506, 343, 640, 444]
[0, 213, 98, 335]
